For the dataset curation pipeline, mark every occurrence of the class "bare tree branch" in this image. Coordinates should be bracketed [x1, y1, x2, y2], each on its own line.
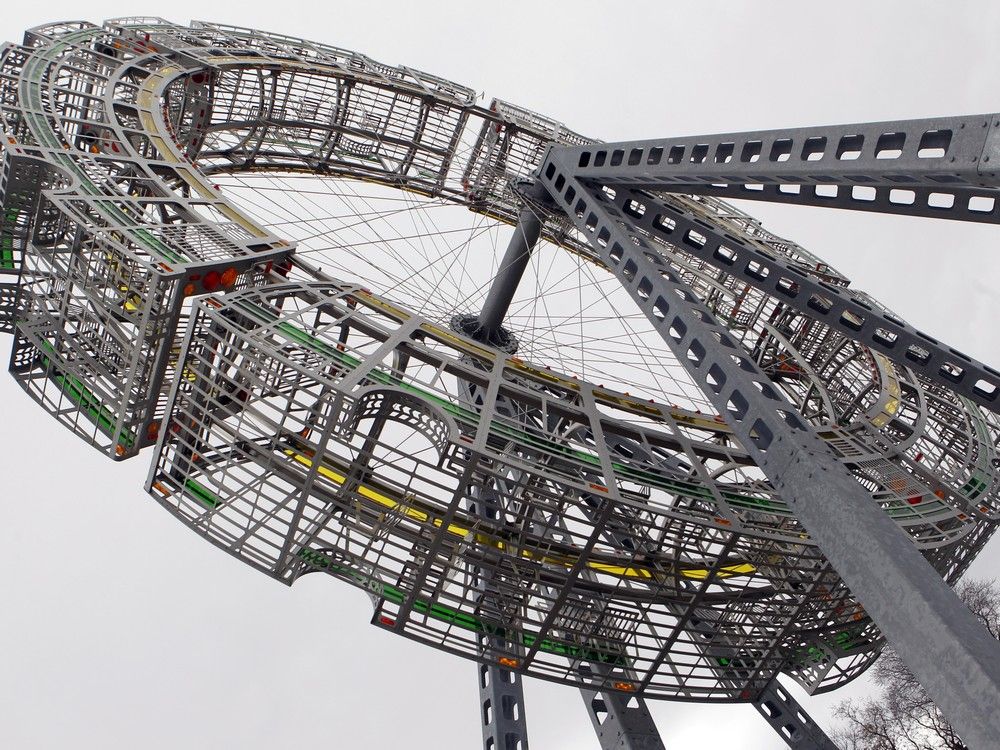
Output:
[833, 579, 999, 750]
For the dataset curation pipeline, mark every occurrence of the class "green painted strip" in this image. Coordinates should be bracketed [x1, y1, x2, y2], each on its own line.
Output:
[297, 548, 627, 665]
[1, 207, 18, 270]
[184, 478, 220, 509]
[233, 299, 794, 515]
[19, 31, 187, 265]
[37, 339, 135, 446]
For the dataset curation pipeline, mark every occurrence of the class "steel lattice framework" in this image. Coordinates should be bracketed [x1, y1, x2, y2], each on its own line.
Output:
[1, 18, 999, 750]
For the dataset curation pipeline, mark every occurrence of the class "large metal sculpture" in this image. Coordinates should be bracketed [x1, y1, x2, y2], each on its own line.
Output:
[2, 18, 999, 749]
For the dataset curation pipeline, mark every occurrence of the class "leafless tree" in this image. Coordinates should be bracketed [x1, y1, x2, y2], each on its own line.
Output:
[833, 578, 1000, 750]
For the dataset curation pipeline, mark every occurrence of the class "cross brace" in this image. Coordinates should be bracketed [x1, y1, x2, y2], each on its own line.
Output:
[755, 680, 839, 750]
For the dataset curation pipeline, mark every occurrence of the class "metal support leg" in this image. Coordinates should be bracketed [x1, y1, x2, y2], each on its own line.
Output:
[578, 667, 666, 750]
[477, 656, 530, 750]
[754, 680, 838, 750]
[593, 185, 999, 413]
[470, 489, 530, 750]
[558, 113, 1000, 224]
[538, 156, 1000, 749]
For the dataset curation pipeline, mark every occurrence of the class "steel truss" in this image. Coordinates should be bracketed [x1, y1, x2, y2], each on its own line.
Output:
[0, 17, 998, 750]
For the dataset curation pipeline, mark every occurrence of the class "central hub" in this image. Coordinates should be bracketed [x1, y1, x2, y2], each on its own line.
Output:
[450, 313, 519, 354]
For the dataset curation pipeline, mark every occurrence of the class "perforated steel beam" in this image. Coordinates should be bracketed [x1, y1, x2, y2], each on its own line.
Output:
[575, 184, 999, 414]
[538, 151, 1000, 750]
[578, 666, 666, 750]
[581, 444, 837, 750]
[466, 451, 530, 750]
[754, 680, 838, 750]
[560, 114, 1000, 223]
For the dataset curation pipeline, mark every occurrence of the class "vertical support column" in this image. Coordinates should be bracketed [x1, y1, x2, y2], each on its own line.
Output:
[453, 184, 547, 353]
[477, 656, 530, 750]
[578, 668, 666, 750]
[470, 489, 530, 750]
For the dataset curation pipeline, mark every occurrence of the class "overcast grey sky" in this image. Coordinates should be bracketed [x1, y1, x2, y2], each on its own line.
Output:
[1, 2, 999, 748]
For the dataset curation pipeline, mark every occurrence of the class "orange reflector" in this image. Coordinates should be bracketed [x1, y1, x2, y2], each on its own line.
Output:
[713, 516, 732, 526]
[146, 422, 159, 440]
[183, 283, 196, 296]
[115, 445, 126, 456]
[934, 489, 946, 499]
[613, 681, 636, 692]
[220, 267, 238, 287]
[498, 657, 519, 669]
[588, 483, 608, 493]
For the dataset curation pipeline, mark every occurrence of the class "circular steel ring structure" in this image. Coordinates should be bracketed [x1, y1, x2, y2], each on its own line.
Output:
[1, 17, 999, 721]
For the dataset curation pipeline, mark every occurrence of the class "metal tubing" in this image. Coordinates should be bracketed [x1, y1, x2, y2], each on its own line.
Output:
[476, 204, 543, 335]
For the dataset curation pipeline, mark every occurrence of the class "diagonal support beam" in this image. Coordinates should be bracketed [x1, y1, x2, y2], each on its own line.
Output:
[578, 184, 999, 414]
[558, 114, 1000, 223]
[537, 152, 1000, 750]
[754, 680, 839, 750]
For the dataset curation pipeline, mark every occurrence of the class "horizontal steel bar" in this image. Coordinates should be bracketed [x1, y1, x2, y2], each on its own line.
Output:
[553, 114, 1000, 222]
[670, 182, 1000, 224]
[563, 114, 1000, 186]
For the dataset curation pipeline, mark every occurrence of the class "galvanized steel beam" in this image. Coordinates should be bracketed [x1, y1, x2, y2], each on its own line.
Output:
[538, 150, 1000, 749]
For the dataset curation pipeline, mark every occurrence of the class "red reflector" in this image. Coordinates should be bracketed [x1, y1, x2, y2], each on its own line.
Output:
[378, 616, 395, 627]
[203, 271, 221, 291]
